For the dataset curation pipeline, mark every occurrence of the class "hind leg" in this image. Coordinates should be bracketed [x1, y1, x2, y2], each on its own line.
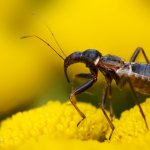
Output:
[130, 47, 149, 63]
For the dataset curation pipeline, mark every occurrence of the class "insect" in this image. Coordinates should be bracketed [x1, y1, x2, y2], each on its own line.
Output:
[21, 32, 149, 139]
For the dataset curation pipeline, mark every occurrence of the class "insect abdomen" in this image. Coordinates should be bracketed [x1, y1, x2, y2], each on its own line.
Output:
[116, 63, 150, 95]
[130, 63, 150, 95]
[129, 73, 150, 95]
[132, 63, 150, 76]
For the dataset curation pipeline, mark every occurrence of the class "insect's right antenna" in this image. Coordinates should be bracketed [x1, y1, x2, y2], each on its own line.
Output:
[46, 25, 67, 58]
[21, 35, 65, 61]
[31, 13, 67, 58]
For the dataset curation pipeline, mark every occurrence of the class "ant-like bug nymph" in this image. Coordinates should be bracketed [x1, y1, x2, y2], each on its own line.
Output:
[21, 31, 149, 139]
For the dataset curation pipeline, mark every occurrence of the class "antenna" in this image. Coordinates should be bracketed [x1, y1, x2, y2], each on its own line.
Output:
[32, 13, 67, 58]
[21, 35, 65, 61]
[46, 25, 67, 58]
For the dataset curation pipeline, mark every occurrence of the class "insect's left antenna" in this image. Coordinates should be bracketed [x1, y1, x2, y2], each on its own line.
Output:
[21, 35, 65, 61]
[46, 26, 67, 58]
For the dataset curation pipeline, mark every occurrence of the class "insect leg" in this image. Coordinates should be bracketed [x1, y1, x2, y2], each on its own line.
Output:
[108, 84, 114, 121]
[74, 73, 94, 95]
[75, 73, 93, 79]
[101, 84, 115, 139]
[128, 79, 149, 129]
[130, 47, 149, 63]
[71, 73, 93, 99]
[69, 77, 97, 126]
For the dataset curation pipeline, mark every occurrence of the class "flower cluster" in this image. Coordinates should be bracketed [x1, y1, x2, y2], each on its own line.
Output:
[0, 99, 150, 150]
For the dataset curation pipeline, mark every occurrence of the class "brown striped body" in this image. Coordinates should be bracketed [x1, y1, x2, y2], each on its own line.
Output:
[116, 63, 150, 95]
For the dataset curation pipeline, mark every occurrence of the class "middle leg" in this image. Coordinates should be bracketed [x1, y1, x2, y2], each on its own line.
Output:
[100, 83, 115, 139]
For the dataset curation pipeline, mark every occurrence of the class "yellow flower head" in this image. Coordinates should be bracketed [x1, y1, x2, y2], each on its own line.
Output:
[111, 98, 150, 144]
[1, 99, 150, 150]
[0, 101, 110, 147]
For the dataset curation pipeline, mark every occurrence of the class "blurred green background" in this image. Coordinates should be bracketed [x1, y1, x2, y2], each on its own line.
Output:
[0, 0, 150, 120]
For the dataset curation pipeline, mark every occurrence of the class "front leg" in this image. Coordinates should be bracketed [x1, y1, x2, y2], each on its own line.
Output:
[70, 77, 97, 126]
[71, 73, 94, 98]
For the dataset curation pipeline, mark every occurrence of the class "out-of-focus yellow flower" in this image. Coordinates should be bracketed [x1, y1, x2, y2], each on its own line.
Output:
[1, 0, 150, 116]
[1, 138, 149, 150]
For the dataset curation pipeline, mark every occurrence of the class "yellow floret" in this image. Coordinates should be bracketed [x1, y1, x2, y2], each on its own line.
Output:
[1, 99, 150, 150]
[0, 101, 110, 147]
[1, 136, 150, 150]
[111, 98, 150, 144]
